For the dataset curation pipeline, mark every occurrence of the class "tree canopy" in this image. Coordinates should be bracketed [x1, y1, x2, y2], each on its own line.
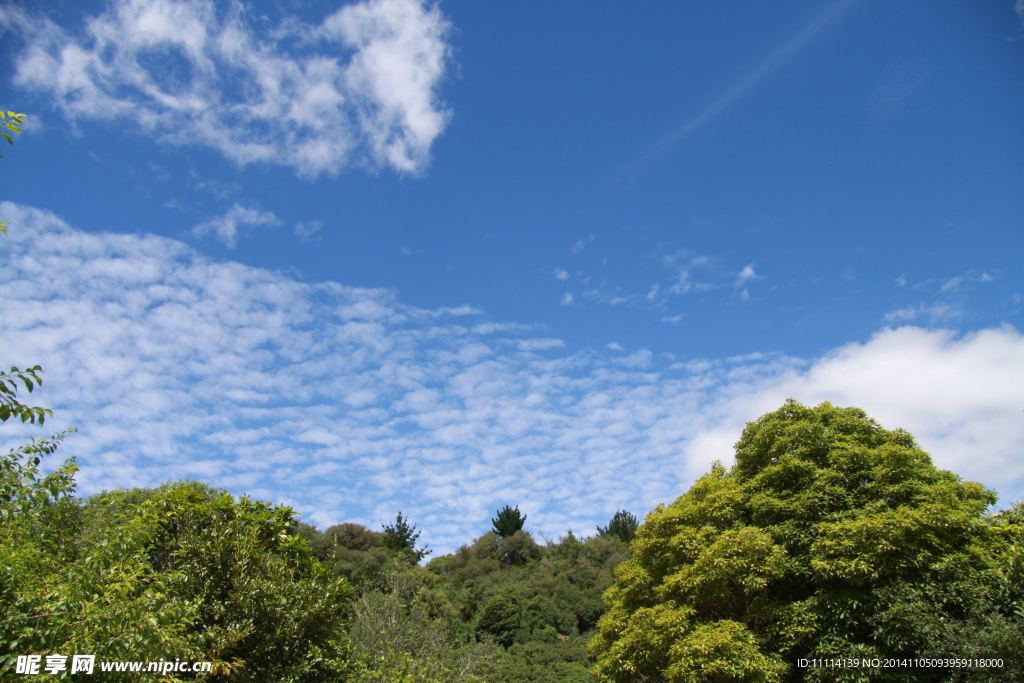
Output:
[597, 511, 638, 545]
[492, 505, 527, 538]
[590, 400, 1024, 683]
[382, 511, 431, 563]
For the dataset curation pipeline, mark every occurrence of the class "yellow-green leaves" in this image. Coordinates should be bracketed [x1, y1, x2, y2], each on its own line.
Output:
[665, 620, 787, 683]
[661, 528, 787, 619]
[591, 400, 1023, 682]
[810, 502, 984, 585]
[0, 110, 26, 155]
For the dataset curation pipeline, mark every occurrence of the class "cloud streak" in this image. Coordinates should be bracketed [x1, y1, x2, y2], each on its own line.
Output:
[3, 0, 452, 177]
[2, 201, 1022, 554]
[631, 0, 859, 169]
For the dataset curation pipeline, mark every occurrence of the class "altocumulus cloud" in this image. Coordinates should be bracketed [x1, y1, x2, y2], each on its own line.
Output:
[2, 0, 452, 177]
[192, 203, 280, 248]
[2, 201, 1022, 553]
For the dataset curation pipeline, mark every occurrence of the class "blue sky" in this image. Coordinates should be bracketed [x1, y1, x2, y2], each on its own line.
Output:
[1, 0, 1023, 553]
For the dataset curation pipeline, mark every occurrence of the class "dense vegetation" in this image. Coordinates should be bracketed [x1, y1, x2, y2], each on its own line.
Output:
[5, 395, 1022, 681]
[3, 115, 1023, 681]
[591, 401, 1024, 683]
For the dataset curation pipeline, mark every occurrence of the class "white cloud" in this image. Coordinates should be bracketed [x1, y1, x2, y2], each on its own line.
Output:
[884, 302, 961, 324]
[3, 0, 452, 177]
[606, 342, 624, 351]
[513, 338, 566, 352]
[2, 201, 1022, 554]
[736, 264, 757, 282]
[560, 292, 573, 306]
[191, 203, 280, 247]
[679, 325, 1024, 491]
[941, 270, 996, 292]
[295, 220, 323, 242]
[553, 268, 568, 280]
[662, 251, 716, 295]
[571, 239, 585, 254]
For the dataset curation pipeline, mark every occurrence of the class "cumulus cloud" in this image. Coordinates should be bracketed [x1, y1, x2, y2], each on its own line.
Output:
[192, 203, 280, 247]
[3, 0, 452, 177]
[553, 268, 568, 281]
[2, 201, 1022, 554]
[678, 326, 1024, 490]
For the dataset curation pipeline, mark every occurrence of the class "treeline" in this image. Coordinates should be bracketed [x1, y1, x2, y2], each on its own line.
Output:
[3, 394, 1024, 681]
[0, 359, 632, 682]
[1, 457, 632, 681]
[291, 506, 637, 683]
[8, 401, 1024, 683]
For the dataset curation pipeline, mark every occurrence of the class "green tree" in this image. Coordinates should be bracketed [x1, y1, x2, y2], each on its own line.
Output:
[597, 510, 638, 545]
[478, 593, 522, 647]
[348, 567, 499, 682]
[383, 511, 431, 563]
[591, 400, 1024, 683]
[3, 481, 358, 682]
[492, 505, 527, 538]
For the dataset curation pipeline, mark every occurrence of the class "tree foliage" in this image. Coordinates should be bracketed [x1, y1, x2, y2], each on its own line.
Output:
[383, 511, 431, 563]
[2, 480, 358, 682]
[590, 400, 1024, 683]
[597, 511, 638, 545]
[426, 527, 631, 683]
[492, 505, 527, 538]
[346, 567, 500, 683]
[0, 366, 53, 425]
[0, 110, 26, 235]
[0, 111, 25, 151]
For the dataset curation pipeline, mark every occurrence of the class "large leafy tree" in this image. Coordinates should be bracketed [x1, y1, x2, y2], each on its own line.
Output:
[3, 480, 359, 682]
[591, 400, 1024, 683]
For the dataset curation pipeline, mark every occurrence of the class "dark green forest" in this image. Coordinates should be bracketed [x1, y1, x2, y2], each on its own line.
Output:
[3, 116, 1024, 682]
